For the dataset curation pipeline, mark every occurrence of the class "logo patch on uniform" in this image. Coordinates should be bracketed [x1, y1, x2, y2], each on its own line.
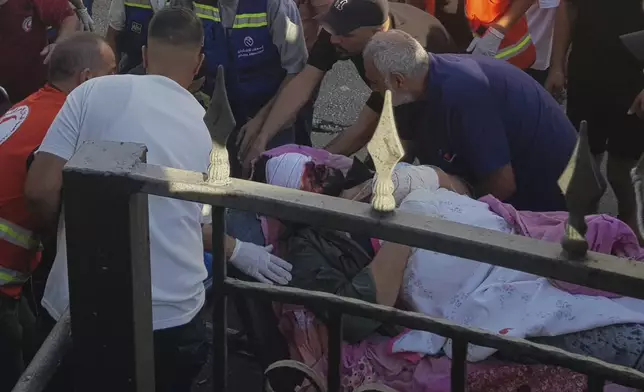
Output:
[22, 16, 32, 32]
[243, 36, 254, 47]
[131, 22, 143, 34]
[0, 105, 30, 146]
[334, 0, 348, 10]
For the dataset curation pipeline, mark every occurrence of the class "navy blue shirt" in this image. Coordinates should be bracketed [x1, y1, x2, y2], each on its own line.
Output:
[402, 54, 577, 212]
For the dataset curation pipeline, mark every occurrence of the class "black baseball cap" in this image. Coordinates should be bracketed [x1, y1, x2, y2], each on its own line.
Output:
[317, 0, 389, 36]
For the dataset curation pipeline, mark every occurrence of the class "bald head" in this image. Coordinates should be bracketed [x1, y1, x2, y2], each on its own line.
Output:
[363, 30, 429, 106]
[143, 7, 204, 87]
[48, 32, 116, 91]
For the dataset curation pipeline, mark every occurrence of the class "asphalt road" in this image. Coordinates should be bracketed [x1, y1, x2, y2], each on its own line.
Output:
[89, 0, 618, 210]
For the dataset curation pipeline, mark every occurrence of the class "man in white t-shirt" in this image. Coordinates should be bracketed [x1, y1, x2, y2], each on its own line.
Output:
[25, 8, 292, 391]
[524, 0, 560, 85]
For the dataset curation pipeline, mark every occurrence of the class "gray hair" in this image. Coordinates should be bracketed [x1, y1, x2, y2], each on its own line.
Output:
[363, 30, 429, 83]
[48, 32, 109, 83]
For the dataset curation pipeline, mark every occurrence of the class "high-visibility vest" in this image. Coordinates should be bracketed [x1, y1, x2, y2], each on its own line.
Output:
[465, 0, 536, 69]
[425, 0, 435, 15]
[0, 86, 64, 298]
[194, 0, 286, 123]
[118, 0, 156, 73]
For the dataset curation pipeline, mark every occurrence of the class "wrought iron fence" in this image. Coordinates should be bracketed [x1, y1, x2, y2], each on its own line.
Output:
[12, 67, 644, 392]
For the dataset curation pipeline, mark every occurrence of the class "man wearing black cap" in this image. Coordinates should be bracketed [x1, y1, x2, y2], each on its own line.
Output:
[237, 0, 457, 170]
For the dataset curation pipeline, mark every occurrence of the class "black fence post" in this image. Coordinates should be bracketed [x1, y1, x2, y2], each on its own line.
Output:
[63, 141, 154, 392]
[211, 207, 227, 392]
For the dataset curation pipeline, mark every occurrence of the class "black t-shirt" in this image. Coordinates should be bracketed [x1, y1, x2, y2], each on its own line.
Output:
[568, 0, 644, 89]
[307, 2, 457, 112]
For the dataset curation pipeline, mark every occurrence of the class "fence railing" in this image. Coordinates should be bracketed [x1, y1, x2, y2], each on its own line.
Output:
[13, 67, 644, 392]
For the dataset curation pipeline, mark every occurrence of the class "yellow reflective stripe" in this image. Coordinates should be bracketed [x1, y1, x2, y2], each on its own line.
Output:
[495, 33, 532, 60]
[0, 218, 38, 250]
[0, 267, 29, 286]
[233, 13, 267, 28]
[124, 1, 153, 9]
[194, 3, 221, 21]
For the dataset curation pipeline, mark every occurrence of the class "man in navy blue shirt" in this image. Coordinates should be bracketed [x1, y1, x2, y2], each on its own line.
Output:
[363, 29, 577, 212]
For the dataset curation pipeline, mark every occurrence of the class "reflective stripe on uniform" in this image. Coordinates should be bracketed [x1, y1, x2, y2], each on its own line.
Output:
[124, 0, 153, 9]
[194, 3, 221, 21]
[0, 266, 29, 286]
[233, 13, 267, 28]
[193, 3, 267, 27]
[0, 217, 39, 250]
[494, 33, 533, 61]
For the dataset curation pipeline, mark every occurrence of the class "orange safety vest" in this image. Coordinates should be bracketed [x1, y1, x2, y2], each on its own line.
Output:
[465, 0, 536, 69]
[0, 85, 66, 298]
[425, 0, 435, 15]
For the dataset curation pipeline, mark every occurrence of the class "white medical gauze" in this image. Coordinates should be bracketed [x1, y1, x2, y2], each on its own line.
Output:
[374, 163, 440, 207]
[265, 153, 313, 190]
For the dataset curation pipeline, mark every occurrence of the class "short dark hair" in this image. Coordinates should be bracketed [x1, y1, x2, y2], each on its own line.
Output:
[148, 7, 204, 48]
[48, 32, 108, 82]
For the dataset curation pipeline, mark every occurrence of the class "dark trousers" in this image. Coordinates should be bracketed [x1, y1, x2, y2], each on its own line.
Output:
[525, 67, 549, 86]
[0, 294, 36, 392]
[40, 312, 209, 392]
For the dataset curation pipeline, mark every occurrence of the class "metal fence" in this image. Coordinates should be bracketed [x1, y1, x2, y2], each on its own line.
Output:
[12, 70, 644, 392]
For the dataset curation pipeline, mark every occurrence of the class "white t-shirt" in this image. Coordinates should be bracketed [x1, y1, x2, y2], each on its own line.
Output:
[39, 74, 212, 330]
[526, 0, 560, 71]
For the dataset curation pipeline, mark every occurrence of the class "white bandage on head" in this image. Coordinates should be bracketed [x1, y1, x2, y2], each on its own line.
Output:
[265, 153, 313, 190]
[374, 163, 440, 207]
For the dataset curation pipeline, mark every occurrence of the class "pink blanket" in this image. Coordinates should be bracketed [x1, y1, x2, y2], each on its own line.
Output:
[277, 305, 633, 392]
[481, 195, 644, 297]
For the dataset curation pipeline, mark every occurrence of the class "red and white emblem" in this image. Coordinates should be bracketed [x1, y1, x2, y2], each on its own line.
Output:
[0, 105, 30, 145]
[22, 16, 32, 32]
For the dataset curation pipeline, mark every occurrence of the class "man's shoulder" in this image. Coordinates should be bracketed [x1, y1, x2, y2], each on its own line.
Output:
[390, 3, 455, 52]
[390, 3, 447, 33]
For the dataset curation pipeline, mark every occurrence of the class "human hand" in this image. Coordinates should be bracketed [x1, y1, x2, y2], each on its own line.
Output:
[628, 89, 644, 119]
[467, 27, 504, 57]
[40, 44, 56, 64]
[237, 116, 263, 159]
[544, 67, 566, 95]
[75, 7, 95, 31]
[237, 119, 267, 178]
[229, 240, 293, 285]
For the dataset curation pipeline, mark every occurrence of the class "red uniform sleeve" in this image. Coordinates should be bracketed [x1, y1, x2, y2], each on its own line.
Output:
[33, 0, 75, 28]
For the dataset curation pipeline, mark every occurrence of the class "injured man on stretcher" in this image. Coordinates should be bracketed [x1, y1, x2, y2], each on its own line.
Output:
[217, 145, 644, 390]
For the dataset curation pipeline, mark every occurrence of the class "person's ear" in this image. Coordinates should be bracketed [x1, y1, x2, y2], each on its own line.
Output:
[392, 72, 405, 89]
[194, 53, 205, 77]
[141, 45, 148, 70]
[78, 68, 92, 84]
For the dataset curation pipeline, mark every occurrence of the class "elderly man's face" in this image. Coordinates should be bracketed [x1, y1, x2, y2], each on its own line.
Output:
[364, 58, 414, 107]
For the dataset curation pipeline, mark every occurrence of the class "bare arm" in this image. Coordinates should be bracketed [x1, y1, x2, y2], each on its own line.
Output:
[549, 1, 573, 73]
[24, 153, 66, 232]
[255, 65, 324, 146]
[55, 14, 79, 41]
[249, 74, 297, 127]
[494, 0, 536, 31]
[325, 105, 379, 156]
[476, 164, 517, 201]
[202, 224, 237, 260]
[369, 242, 412, 306]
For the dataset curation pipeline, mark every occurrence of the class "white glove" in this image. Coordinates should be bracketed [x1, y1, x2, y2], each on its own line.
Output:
[230, 240, 293, 285]
[75, 7, 95, 32]
[467, 26, 504, 57]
